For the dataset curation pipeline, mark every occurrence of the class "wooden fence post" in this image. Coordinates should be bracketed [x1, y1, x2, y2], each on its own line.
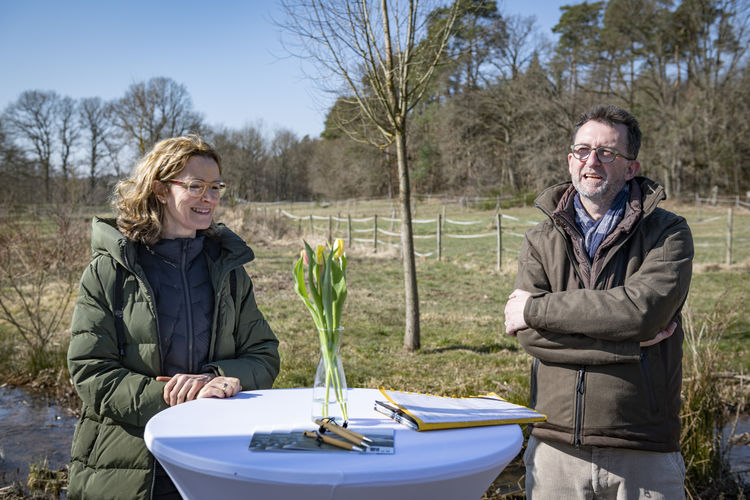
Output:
[309, 214, 313, 234]
[347, 214, 352, 248]
[388, 209, 396, 243]
[696, 193, 701, 220]
[496, 213, 502, 272]
[437, 213, 442, 261]
[726, 208, 733, 266]
[327, 215, 332, 244]
[373, 214, 378, 253]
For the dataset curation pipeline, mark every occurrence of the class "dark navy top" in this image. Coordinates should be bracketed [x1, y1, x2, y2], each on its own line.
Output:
[137, 235, 215, 376]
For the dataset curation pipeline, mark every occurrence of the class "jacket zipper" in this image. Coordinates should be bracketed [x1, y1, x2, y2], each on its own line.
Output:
[208, 272, 228, 363]
[574, 366, 586, 447]
[150, 461, 157, 499]
[537, 202, 586, 286]
[180, 241, 195, 374]
[640, 351, 659, 413]
[530, 358, 539, 408]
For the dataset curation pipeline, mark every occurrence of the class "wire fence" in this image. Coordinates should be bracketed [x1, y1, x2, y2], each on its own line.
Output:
[276, 209, 535, 270]
[687, 207, 750, 265]
[240, 199, 749, 271]
[689, 192, 750, 214]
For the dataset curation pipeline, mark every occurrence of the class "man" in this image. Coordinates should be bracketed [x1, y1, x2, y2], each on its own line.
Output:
[504, 105, 693, 499]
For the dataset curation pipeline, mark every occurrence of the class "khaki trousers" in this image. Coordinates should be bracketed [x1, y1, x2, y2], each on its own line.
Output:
[524, 435, 686, 500]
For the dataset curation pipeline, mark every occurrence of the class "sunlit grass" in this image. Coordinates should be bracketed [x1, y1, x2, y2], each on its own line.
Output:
[1, 201, 748, 497]
[237, 199, 750, 404]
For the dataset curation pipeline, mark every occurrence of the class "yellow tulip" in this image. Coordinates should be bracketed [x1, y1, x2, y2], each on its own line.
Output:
[316, 245, 325, 264]
[333, 238, 344, 259]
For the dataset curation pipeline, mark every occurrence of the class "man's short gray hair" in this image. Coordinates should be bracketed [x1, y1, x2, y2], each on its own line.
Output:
[574, 105, 641, 159]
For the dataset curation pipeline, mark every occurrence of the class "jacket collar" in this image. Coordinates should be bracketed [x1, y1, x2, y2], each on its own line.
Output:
[90, 217, 254, 272]
[535, 176, 665, 223]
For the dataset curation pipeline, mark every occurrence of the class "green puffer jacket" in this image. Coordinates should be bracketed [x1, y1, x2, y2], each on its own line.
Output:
[516, 177, 693, 451]
[67, 217, 280, 500]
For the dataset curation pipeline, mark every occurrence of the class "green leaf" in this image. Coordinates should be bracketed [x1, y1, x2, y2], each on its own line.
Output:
[293, 256, 324, 329]
[330, 256, 347, 329]
[304, 241, 324, 317]
[321, 249, 334, 330]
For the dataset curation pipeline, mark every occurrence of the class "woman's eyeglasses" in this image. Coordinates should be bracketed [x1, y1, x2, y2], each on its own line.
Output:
[164, 179, 227, 198]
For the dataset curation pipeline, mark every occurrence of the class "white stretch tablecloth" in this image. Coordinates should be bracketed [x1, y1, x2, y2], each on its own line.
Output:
[144, 388, 522, 500]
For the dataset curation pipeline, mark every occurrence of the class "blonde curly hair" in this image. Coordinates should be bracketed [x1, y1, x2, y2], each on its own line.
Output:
[113, 135, 222, 245]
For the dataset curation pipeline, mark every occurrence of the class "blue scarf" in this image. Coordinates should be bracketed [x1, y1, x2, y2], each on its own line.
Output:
[574, 184, 630, 260]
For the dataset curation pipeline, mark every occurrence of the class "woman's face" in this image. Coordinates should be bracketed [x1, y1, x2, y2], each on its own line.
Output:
[157, 155, 221, 239]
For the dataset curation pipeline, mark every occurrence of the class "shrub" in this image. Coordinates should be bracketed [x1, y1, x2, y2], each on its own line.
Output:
[681, 298, 749, 497]
[0, 207, 89, 375]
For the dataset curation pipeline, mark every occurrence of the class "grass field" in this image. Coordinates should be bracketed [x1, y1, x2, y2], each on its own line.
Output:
[227, 198, 750, 400]
[0, 199, 747, 498]
[236, 198, 749, 497]
[1, 198, 746, 406]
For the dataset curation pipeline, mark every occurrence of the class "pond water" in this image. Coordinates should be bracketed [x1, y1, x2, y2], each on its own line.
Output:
[0, 384, 748, 490]
[725, 413, 750, 484]
[0, 385, 78, 485]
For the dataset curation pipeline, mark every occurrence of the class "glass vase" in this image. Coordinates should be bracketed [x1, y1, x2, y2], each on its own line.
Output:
[311, 327, 348, 424]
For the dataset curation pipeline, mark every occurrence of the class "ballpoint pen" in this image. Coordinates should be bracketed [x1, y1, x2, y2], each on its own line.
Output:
[303, 430, 365, 452]
[374, 401, 420, 430]
[315, 418, 373, 447]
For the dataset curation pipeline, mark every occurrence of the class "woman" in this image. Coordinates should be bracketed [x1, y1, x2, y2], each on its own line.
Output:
[67, 135, 280, 499]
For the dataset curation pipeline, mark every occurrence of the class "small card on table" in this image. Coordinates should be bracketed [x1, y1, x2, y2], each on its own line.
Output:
[249, 427, 394, 454]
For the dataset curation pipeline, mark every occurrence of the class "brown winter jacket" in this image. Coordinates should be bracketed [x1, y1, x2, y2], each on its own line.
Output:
[515, 177, 693, 451]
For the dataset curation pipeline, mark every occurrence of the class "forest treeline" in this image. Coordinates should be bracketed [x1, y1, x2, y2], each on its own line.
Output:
[2, 0, 748, 206]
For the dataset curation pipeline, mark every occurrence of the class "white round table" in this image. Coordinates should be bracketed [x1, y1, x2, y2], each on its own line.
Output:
[144, 388, 523, 500]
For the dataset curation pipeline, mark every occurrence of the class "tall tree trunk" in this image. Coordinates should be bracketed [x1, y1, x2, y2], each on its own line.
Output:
[396, 129, 420, 351]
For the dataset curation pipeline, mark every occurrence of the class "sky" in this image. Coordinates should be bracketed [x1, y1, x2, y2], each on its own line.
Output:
[0, 1, 568, 140]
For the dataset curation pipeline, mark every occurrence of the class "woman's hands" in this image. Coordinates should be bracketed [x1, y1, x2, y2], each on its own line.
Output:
[155, 374, 241, 406]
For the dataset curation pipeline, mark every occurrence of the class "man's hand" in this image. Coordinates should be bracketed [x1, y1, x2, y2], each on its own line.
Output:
[504, 289, 532, 335]
[640, 321, 677, 347]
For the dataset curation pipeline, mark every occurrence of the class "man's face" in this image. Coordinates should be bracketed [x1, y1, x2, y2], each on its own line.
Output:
[568, 120, 640, 211]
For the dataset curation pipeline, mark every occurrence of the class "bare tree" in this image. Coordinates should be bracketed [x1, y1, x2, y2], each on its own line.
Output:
[57, 96, 80, 202]
[79, 97, 114, 202]
[494, 14, 544, 79]
[3, 90, 59, 202]
[267, 129, 309, 201]
[0, 118, 34, 204]
[281, 0, 459, 351]
[211, 124, 268, 201]
[112, 76, 203, 155]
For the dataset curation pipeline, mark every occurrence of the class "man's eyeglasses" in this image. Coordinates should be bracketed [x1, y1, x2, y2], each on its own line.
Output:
[570, 144, 635, 164]
[164, 179, 227, 198]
